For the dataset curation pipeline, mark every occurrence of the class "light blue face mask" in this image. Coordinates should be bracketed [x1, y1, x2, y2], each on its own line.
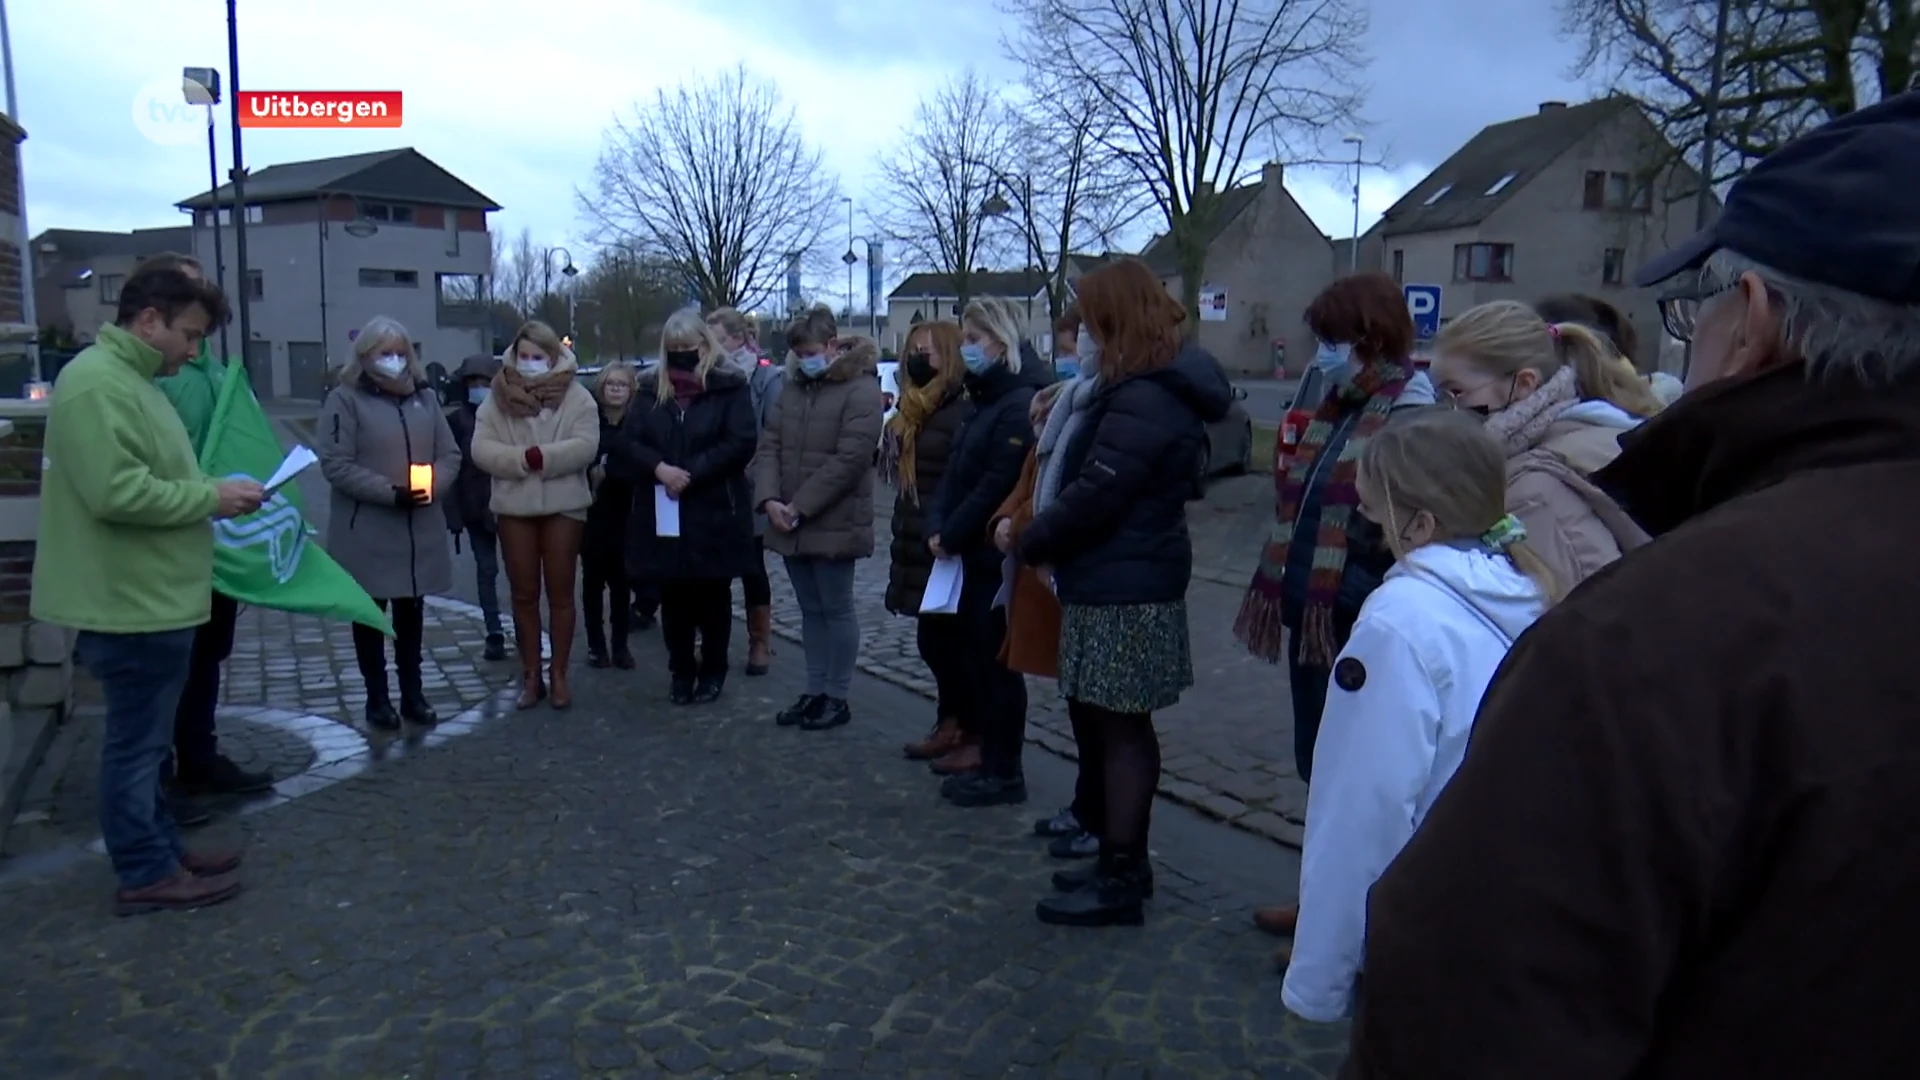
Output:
[468, 386, 490, 405]
[959, 343, 994, 375]
[797, 353, 830, 378]
[1053, 358, 1079, 380]
[1313, 340, 1352, 374]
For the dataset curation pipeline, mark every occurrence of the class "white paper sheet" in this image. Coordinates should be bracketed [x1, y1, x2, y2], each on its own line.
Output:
[992, 553, 1017, 610]
[654, 484, 681, 537]
[920, 556, 963, 615]
[264, 444, 318, 494]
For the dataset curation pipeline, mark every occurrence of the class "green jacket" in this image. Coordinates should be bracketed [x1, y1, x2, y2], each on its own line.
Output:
[31, 324, 222, 633]
[154, 338, 225, 454]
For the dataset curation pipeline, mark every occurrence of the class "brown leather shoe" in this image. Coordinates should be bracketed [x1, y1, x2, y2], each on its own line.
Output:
[904, 718, 964, 760]
[115, 869, 243, 917]
[549, 661, 572, 710]
[929, 741, 981, 776]
[1253, 904, 1299, 935]
[515, 671, 547, 710]
[745, 605, 774, 676]
[181, 848, 243, 876]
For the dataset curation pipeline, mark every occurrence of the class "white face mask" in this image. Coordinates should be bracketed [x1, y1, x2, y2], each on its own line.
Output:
[516, 357, 551, 377]
[370, 353, 407, 379]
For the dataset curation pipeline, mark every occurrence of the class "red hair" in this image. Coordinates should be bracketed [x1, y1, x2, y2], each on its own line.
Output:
[1076, 259, 1184, 379]
[1305, 272, 1414, 363]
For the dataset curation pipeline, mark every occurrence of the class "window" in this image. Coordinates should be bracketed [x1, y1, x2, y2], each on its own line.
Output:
[1485, 171, 1518, 196]
[1421, 183, 1453, 206]
[1452, 243, 1515, 283]
[1391, 249, 1404, 283]
[361, 202, 414, 224]
[210, 205, 264, 226]
[436, 272, 483, 306]
[98, 273, 124, 304]
[444, 213, 459, 256]
[247, 269, 264, 300]
[359, 268, 419, 288]
[1584, 170, 1652, 212]
[1602, 248, 1627, 286]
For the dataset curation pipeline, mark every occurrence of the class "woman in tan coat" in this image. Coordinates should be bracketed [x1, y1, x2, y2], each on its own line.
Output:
[470, 320, 601, 709]
[1429, 300, 1656, 590]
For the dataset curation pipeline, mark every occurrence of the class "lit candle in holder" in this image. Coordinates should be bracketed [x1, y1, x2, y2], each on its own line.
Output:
[408, 464, 433, 503]
[25, 381, 50, 401]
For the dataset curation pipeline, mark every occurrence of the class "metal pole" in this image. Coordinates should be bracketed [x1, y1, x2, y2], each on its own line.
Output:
[0, 0, 40, 382]
[1696, 0, 1733, 231]
[845, 200, 854, 318]
[1350, 140, 1363, 273]
[224, 0, 254, 385]
[205, 107, 229, 361]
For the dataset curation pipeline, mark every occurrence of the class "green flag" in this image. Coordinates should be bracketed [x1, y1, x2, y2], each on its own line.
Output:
[201, 360, 392, 634]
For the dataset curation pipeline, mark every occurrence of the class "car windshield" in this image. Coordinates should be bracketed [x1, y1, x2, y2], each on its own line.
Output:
[1288, 366, 1330, 413]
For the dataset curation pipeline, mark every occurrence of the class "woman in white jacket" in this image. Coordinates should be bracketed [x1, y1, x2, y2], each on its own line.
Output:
[1281, 408, 1558, 1024]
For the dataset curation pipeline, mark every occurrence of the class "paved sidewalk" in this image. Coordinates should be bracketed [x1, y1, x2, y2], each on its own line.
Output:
[0, 602, 1341, 1078]
[3, 599, 516, 858]
[744, 489, 1310, 848]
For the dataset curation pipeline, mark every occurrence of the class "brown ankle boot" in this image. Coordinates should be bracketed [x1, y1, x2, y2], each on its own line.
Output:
[929, 741, 981, 776]
[745, 605, 774, 676]
[547, 605, 575, 709]
[512, 618, 545, 709]
[516, 664, 546, 709]
[904, 717, 963, 760]
[115, 868, 243, 917]
[549, 660, 572, 710]
[1253, 904, 1299, 935]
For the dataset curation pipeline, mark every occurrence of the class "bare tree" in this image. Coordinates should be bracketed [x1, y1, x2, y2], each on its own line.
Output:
[1561, 0, 1916, 194]
[872, 70, 1016, 311]
[573, 249, 688, 360]
[1003, 0, 1368, 322]
[1000, 74, 1156, 323]
[493, 227, 539, 319]
[579, 66, 840, 311]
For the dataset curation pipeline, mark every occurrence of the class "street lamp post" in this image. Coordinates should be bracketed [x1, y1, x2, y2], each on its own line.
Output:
[224, 0, 256, 382]
[542, 246, 579, 337]
[850, 236, 881, 342]
[979, 170, 1037, 337]
[1342, 134, 1364, 273]
[841, 196, 855, 320]
[183, 68, 228, 361]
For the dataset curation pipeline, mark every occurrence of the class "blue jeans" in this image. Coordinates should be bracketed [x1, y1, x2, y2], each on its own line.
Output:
[75, 628, 198, 890]
[782, 556, 859, 699]
[470, 524, 503, 636]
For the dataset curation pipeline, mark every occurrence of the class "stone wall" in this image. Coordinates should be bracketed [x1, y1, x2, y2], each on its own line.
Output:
[0, 397, 71, 845]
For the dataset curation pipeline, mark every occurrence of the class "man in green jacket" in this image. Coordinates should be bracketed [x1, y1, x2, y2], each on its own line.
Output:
[145, 253, 274, 807]
[33, 264, 267, 915]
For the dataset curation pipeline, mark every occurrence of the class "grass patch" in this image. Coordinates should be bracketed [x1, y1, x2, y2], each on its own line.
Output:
[1250, 423, 1278, 474]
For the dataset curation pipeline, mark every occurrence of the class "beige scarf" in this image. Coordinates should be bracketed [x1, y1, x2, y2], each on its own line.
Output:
[491, 364, 575, 418]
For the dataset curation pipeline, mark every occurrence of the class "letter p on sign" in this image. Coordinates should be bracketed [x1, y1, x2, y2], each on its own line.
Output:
[1404, 284, 1442, 342]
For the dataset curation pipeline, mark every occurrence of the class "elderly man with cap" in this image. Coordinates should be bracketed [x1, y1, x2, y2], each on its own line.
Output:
[444, 353, 507, 659]
[1339, 92, 1920, 1076]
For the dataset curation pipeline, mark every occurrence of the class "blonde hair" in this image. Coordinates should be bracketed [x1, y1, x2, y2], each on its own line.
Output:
[594, 360, 637, 406]
[1357, 408, 1564, 605]
[507, 319, 568, 365]
[960, 297, 1026, 373]
[706, 306, 754, 343]
[786, 303, 838, 352]
[1435, 299, 1663, 418]
[350, 315, 423, 382]
[656, 307, 724, 402]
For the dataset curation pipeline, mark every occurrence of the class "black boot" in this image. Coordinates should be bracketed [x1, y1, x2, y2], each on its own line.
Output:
[364, 693, 401, 732]
[585, 620, 609, 668]
[1036, 851, 1150, 927]
[943, 771, 1029, 807]
[690, 675, 724, 704]
[669, 675, 696, 705]
[354, 623, 400, 731]
[1051, 849, 1155, 897]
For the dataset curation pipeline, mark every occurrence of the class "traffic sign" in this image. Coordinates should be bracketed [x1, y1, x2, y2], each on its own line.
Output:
[1404, 284, 1441, 340]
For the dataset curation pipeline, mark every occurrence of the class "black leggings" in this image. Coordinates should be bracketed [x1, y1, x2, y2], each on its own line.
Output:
[581, 548, 630, 653]
[660, 578, 733, 679]
[350, 597, 426, 703]
[1066, 699, 1160, 857]
[740, 536, 771, 608]
[915, 614, 972, 731]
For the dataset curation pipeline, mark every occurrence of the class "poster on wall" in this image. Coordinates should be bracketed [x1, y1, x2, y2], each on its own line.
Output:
[1198, 284, 1228, 321]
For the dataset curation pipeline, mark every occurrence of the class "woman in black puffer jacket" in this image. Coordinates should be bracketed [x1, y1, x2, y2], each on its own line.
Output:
[884, 320, 975, 764]
[1016, 258, 1231, 929]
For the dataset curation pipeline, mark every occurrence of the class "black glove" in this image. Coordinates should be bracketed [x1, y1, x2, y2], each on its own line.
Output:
[392, 485, 430, 509]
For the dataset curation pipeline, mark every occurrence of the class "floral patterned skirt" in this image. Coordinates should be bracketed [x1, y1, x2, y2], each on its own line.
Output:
[1056, 600, 1194, 714]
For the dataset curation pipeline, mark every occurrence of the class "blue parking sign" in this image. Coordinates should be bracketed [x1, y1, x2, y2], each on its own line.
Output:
[1404, 284, 1441, 340]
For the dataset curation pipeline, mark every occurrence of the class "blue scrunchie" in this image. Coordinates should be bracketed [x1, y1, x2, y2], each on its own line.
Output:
[1481, 513, 1527, 551]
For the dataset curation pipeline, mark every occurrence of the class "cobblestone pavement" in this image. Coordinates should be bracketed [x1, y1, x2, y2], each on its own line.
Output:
[4, 599, 517, 859]
[743, 484, 1310, 848]
[0, 610, 1343, 1078]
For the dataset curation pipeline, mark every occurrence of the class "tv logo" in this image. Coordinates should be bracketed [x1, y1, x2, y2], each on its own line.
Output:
[131, 74, 217, 147]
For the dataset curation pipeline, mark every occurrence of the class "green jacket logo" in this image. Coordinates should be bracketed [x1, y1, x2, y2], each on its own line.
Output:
[212, 479, 307, 584]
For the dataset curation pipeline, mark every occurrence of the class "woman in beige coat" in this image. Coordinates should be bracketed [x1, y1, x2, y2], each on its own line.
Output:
[1429, 300, 1656, 590]
[470, 320, 601, 709]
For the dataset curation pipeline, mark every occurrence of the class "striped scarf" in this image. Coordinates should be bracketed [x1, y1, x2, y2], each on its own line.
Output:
[1233, 358, 1412, 665]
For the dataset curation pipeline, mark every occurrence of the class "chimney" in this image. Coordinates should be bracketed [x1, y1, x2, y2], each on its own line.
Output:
[1262, 161, 1284, 187]
[1538, 101, 1567, 114]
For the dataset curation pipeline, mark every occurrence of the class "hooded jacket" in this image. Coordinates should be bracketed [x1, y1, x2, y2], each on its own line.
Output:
[753, 336, 885, 560]
[1504, 398, 1652, 590]
[1281, 542, 1546, 1024]
[1018, 345, 1233, 605]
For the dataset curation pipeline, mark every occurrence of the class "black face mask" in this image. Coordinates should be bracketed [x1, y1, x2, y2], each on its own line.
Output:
[665, 349, 700, 372]
[904, 352, 937, 388]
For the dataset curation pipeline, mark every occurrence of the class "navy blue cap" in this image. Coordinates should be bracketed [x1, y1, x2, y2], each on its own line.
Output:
[1635, 89, 1920, 303]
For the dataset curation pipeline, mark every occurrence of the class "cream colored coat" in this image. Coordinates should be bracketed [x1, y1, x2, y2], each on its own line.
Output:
[470, 370, 601, 520]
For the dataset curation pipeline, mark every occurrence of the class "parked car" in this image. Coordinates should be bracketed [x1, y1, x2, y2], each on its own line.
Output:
[1193, 384, 1255, 495]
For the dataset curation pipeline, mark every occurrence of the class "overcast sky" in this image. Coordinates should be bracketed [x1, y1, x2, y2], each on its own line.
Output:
[12, 0, 1594, 294]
